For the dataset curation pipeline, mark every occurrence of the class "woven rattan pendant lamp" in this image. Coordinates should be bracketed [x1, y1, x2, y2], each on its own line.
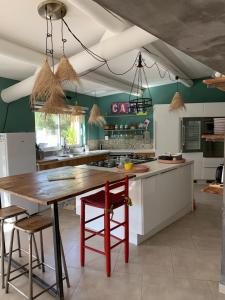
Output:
[169, 76, 186, 111]
[31, 0, 79, 115]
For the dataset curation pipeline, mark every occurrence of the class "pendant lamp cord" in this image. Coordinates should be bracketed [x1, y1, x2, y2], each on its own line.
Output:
[45, 6, 55, 71]
[49, 17, 55, 72]
[61, 13, 67, 55]
[2, 103, 10, 132]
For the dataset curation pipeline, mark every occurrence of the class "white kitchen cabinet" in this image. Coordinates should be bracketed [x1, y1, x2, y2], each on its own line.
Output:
[182, 152, 203, 179]
[203, 103, 225, 116]
[201, 157, 224, 180]
[141, 175, 159, 235]
[183, 103, 204, 116]
[154, 103, 225, 180]
[141, 165, 193, 236]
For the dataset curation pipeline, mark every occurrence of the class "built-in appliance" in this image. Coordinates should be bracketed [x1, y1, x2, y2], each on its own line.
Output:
[88, 153, 156, 168]
[0, 133, 38, 214]
[181, 117, 224, 157]
[215, 164, 224, 184]
[181, 117, 202, 152]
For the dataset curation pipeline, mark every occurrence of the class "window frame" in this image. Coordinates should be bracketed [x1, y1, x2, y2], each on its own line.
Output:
[35, 112, 85, 151]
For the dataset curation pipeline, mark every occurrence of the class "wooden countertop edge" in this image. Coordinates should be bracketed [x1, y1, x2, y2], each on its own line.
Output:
[0, 172, 136, 206]
[37, 152, 108, 165]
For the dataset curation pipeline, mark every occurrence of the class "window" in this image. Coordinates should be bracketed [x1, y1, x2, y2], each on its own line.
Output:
[35, 112, 85, 149]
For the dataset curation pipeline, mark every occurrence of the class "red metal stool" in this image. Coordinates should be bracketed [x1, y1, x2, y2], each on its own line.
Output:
[80, 176, 130, 277]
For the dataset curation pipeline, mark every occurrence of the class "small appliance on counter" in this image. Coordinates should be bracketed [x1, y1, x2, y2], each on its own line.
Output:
[158, 153, 185, 164]
[215, 164, 224, 184]
[158, 153, 183, 161]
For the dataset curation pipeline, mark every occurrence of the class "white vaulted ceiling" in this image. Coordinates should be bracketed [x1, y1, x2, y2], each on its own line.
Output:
[0, 0, 214, 99]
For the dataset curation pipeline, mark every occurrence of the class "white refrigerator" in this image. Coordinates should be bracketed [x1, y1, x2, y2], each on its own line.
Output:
[0, 132, 39, 214]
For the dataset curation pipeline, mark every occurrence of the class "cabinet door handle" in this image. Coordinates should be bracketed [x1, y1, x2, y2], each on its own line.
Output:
[154, 121, 157, 150]
[182, 125, 185, 146]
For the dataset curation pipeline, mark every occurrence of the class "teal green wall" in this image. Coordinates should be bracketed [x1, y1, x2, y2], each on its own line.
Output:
[2, 76, 225, 140]
[0, 77, 35, 132]
[98, 78, 225, 138]
[150, 78, 225, 104]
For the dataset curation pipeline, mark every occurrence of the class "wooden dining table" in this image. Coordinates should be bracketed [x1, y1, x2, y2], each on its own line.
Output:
[0, 166, 135, 300]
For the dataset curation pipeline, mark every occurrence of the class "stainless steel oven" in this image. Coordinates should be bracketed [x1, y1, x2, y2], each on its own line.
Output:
[181, 118, 202, 152]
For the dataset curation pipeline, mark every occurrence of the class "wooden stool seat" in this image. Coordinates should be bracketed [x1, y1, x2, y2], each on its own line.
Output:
[0, 205, 27, 220]
[14, 215, 52, 233]
[81, 190, 125, 209]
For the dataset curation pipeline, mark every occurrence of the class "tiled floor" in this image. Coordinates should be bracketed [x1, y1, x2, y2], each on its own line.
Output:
[1, 184, 224, 300]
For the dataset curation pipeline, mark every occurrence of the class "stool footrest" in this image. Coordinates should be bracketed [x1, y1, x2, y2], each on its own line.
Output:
[9, 262, 41, 282]
[8, 282, 30, 299]
[84, 245, 105, 255]
[85, 228, 104, 241]
[111, 239, 125, 250]
[111, 221, 126, 232]
[85, 213, 105, 225]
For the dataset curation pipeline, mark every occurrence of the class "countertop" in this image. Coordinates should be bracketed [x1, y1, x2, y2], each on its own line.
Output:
[76, 159, 194, 180]
[103, 149, 155, 154]
[37, 150, 109, 164]
[37, 149, 155, 164]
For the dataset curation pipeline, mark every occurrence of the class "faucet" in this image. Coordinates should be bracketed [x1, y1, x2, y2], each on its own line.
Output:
[62, 143, 70, 154]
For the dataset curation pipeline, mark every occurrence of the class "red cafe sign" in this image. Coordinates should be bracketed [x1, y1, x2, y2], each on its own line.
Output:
[111, 102, 132, 114]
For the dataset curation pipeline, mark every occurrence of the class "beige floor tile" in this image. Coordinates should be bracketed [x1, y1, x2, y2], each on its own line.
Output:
[142, 277, 214, 300]
[115, 245, 173, 275]
[73, 269, 142, 300]
[171, 247, 221, 281]
[193, 236, 222, 253]
[208, 281, 225, 300]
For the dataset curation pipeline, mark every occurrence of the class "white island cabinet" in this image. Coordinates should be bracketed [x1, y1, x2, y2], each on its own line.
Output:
[76, 160, 194, 245]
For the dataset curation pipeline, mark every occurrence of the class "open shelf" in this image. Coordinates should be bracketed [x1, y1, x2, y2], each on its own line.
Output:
[104, 114, 148, 118]
[203, 78, 225, 91]
[201, 134, 224, 141]
[104, 128, 145, 132]
[201, 183, 223, 195]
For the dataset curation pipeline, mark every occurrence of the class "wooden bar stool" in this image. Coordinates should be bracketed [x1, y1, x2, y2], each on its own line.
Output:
[0, 205, 28, 288]
[5, 215, 70, 300]
[80, 176, 131, 277]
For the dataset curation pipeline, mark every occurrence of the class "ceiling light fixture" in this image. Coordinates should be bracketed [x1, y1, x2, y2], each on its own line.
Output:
[128, 52, 153, 114]
[31, 0, 79, 115]
[169, 76, 186, 111]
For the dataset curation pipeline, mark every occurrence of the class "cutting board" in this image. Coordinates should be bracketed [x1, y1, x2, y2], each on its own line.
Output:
[116, 164, 150, 173]
[158, 159, 186, 164]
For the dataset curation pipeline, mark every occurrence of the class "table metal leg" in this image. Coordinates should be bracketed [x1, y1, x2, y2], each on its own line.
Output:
[51, 203, 64, 300]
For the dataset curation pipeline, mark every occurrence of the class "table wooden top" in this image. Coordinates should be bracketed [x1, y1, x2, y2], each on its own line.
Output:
[0, 167, 135, 206]
[201, 183, 223, 196]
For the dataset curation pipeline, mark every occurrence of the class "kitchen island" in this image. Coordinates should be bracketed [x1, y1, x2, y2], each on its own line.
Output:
[76, 160, 194, 245]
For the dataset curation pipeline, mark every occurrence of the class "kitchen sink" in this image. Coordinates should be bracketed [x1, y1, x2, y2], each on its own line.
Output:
[57, 153, 83, 158]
